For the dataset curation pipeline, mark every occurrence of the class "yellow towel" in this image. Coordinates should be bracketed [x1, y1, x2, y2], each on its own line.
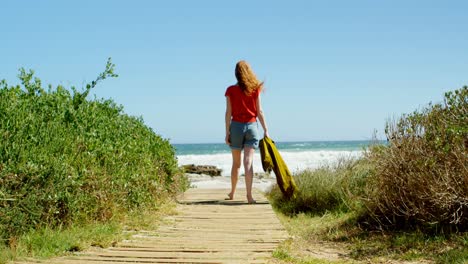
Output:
[259, 137, 297, 199]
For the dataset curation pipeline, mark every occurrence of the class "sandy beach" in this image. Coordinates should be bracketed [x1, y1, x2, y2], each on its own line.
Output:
[186, 173, 277, 193]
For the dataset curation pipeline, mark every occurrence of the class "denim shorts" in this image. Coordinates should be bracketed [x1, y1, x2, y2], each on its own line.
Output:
[229, 121, 260, 150]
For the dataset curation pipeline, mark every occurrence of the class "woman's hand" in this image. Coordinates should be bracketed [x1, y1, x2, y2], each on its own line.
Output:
[264, 131, 270, 139]
[225, 133, 230, 145]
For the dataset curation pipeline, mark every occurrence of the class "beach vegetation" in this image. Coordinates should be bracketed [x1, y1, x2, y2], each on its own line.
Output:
[362, 86, 467, 232]
[268, 86, 467, 263]
[267, 157, 371, 216]
[273, 209, 468, 263]
[0, 59, 188, 262]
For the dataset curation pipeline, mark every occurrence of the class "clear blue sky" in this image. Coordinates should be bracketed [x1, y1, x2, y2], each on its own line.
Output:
[1, 1, 467, 143]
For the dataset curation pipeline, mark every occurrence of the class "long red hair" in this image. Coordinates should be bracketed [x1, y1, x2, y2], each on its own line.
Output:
[235, 60, 263, 95]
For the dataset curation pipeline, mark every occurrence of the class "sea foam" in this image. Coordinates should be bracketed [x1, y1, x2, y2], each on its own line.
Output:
[177, 150, 363, 176]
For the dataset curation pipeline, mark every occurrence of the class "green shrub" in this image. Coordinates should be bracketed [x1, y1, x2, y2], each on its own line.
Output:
[267, 157, 373, 215]
[363, 86, 468, 231]
[0, 59, 188, 245]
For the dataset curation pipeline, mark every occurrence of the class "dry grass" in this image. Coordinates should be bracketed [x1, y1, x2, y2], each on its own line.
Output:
[363, 87, 468, 232]
[268, 86, 468, 263]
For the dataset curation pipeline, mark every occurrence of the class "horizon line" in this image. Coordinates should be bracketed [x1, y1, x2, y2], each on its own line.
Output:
[171, 139, 386, 145]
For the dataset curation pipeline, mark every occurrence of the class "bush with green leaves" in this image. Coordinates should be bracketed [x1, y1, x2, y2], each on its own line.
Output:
[0, 59, 188, 244]
[268, 86, 467, 234]
[364, 86, 467, 231]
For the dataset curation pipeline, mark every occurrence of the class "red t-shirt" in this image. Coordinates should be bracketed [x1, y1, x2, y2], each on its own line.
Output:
[225, 85, 260, 123]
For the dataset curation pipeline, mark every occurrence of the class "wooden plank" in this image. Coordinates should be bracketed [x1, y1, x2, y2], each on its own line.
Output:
[15, 188, 288, 264]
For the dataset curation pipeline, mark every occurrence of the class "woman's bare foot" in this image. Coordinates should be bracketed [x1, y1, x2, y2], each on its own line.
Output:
[247, 196, 256, 204]
[225, 192, 234, 200]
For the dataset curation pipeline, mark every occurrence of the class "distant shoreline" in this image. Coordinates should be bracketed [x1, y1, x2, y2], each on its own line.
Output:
[173, 140, 379, 156]
[175, 141, 367, 176]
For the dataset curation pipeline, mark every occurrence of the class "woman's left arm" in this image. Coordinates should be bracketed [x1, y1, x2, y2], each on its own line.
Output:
[256, 95, 270, 138]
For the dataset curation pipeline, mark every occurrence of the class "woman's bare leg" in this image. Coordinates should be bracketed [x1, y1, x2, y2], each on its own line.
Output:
[228, 149, 242, 200]
[244, 146, 255, 203]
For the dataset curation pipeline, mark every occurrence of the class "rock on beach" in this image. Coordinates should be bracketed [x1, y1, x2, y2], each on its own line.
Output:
[182, 164, 222, 176]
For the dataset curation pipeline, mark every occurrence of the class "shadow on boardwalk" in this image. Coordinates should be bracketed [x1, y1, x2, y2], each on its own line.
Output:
[178, 200, 270, 206]
[15, 188, 288, 264]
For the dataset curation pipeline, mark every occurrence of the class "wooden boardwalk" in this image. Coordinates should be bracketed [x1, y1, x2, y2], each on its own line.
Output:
[18, 188, 288, 264]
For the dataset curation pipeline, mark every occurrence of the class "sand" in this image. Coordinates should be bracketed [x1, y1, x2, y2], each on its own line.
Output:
[186, 173, 276, 193]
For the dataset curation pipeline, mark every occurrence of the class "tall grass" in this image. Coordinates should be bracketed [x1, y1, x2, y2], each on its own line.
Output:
[363, 86, 467, 231]
[0, 59, 188, 246]
[268, 157, 373, 216]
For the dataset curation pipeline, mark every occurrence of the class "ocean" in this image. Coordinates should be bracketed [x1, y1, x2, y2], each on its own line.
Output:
[174, 140, 373, 176]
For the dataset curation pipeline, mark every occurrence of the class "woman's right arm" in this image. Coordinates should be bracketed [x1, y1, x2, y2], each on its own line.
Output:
[225, 96, 232, 145]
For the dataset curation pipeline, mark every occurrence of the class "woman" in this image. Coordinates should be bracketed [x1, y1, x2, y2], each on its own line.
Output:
[225, 60, 269, 204]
